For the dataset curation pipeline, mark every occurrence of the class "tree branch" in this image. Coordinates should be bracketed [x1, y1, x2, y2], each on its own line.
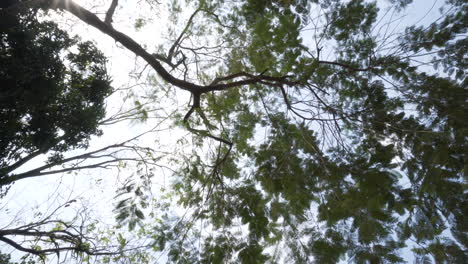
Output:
[167, 7, 202, 60]
[0, 230, 118, 256]
[1, 150, 42, 177]
[0, 122, 166, 186]
[318, 60, 375, 72]
[43, 0, 298, 96]
[104, 0, 118, 25]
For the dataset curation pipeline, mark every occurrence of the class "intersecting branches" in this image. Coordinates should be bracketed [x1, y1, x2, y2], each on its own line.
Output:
[182, 97, 232, 189]
[5, 1, 304, 151]
[2, 0, 378, 98]
[4, 0, 364, 175]
[182, 103, 232, 156]
[0, 202, 121, 259]
[0, 124, 167, 187]
[159, 2, 239, 74]
[30, 0, 298, 97]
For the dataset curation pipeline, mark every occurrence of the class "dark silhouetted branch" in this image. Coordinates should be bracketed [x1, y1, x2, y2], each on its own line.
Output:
[104, 0, 118, 25]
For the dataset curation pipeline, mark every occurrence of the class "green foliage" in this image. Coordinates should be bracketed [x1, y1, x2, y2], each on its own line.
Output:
[148, 0, 467, 263]
[328, 0, 378, 41]
[114, 166, 153, 231]
[0, 252, 17, 264]
[0, 8, 111, 188]
[0, 251, 36, 264]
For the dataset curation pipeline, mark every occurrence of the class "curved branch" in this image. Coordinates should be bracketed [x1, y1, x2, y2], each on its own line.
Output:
[35, 0, 298, 96]
[182, 104, 232, 147]
[0, 236, 48, 255]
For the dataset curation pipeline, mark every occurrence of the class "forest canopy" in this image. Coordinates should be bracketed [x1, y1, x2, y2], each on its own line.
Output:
[0, 0, 466, 263]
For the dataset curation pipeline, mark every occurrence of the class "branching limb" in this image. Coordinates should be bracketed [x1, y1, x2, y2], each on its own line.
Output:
[167, 7, 203, 60]
[31, 0, 299, 96]
[0, 123, 167, 186]
[0, 211, 121, 258]
[182, 95, 232, 147]
[210, 71, 296, 86]
[152, 53, 178, 68]
[182, 104, 232, 194]
[104, 0, 118, 25]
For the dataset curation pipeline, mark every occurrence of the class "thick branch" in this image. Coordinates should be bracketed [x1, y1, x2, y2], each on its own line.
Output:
[210, 71, 295, 86]
[1, 150, 42, 177]
[0, 236, 48, 255]
[46, 0, 297, 95]
[4, 0, 299, 98]
[104, 0, 118, 25]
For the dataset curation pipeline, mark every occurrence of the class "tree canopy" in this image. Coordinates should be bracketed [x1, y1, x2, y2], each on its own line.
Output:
[0, 5, 111, 190]
[0, 0, 466, 263]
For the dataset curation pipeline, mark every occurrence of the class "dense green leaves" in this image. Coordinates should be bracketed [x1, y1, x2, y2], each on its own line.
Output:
[0, 8, 111, 189]
[328, 0, 378, 41]
[156, 0, 467, 262]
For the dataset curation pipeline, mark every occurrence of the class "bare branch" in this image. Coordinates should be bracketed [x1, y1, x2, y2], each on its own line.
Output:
[0, 218, 119, 257]
[0, 121, 168, 186]
[167, 7, 202, 60]
[104, 0, 118, 25]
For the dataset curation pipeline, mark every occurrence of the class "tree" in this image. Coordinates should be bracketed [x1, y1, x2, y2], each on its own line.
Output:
[0, 3, 167, 261]
[1, 0, 466, 263]
[0, 4, 111, 189]
[0, 1, 165, 191]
